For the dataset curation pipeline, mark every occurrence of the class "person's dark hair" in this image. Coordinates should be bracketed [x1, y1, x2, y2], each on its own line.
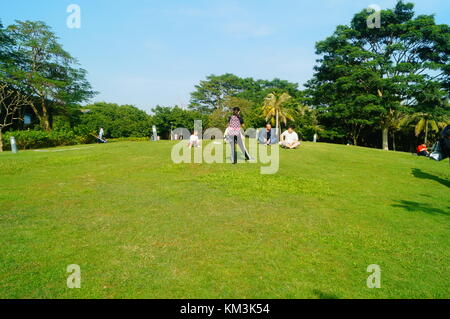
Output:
[288, 125, 295, 130]
[232, 107, 240, 116]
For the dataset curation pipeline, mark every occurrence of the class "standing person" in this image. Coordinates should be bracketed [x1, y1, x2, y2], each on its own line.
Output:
[99, 127, 104, 140]
[226, 107, 252, 164]
[279, 126, 301, 149]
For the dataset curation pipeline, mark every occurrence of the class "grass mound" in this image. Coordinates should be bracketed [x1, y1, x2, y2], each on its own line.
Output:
[0, 141, 448, 298]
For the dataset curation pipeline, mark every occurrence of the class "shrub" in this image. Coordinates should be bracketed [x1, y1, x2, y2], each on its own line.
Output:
[1, 129, 94, 150]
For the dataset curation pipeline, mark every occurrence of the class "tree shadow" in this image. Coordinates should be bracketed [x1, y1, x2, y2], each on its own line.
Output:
[312, 289, 339, 299]
[392, 200, 449, 217]
[412, 168, 450, 188]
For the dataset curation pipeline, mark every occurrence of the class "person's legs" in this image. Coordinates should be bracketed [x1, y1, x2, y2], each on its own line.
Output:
[290, 141, 300, 149]
[229, 135, 237, 164]
[236, 134, 251, 160]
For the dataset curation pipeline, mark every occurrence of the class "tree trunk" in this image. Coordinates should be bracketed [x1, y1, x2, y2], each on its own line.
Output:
[392, 131, 396, 151]
[382, 127, 389, 150]
[41, 102, 51, 131]
[0, 130, 3, 152]
[424, 120, 428, 144]
[29, 102, 50, 131]
[353, 136, 358, 146]
[276, 110, 280, 136]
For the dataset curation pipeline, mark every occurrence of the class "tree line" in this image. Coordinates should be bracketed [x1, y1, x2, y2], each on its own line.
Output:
[1, 1, 449, 152]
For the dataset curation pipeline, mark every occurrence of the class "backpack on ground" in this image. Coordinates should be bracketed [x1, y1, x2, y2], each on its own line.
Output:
[429, 140, 447, 161]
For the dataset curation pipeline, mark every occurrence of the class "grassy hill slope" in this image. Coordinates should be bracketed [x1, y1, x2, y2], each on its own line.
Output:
[0, 141, 448, 298]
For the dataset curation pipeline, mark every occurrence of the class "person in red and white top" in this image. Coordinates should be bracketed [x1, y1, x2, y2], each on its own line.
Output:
[226, 107, 252, 164]
[417, 144, 429, 157]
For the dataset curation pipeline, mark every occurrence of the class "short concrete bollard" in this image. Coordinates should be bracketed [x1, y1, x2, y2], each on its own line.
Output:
[10, 136, 18, 153]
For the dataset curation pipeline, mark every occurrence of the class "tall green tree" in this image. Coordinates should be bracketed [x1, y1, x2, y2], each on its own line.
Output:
[0, 20, 14, 79]
[189, 73, 303, 116]
[151, 106, 208, 139]
[6, 20, 95, 131]
[77, 102, 152, 138]
[190, 74, 249, 113]
[290, 104, 324, 141]
[306, 1, 450, 150]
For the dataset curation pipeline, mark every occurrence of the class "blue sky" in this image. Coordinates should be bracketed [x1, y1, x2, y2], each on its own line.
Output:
[1, 0, 449, 113]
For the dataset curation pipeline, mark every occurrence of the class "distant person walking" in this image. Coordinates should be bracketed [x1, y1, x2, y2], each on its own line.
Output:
[226, 107, 251, 164]
[99, 127, 104, 140]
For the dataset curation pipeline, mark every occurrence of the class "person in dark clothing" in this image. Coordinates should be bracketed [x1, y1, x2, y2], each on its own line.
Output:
[258, 123, 278, 145]
[429, 125, 450, 161]
[442, 125, 450, 158]
[226, 107, 252, 164]
[266, 126, 271, 141]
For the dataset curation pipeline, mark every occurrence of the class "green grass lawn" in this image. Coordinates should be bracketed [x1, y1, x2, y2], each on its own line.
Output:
[0, 140, 448, 299]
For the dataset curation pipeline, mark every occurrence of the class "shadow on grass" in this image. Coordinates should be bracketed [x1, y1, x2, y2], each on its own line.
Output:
[392, 200, 449, 217]
[312, 289, 339, 299]
[412, 168, 450, 188]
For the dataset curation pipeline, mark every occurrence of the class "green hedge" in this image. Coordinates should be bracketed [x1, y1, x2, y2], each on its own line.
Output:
[2, 130, 96, 150]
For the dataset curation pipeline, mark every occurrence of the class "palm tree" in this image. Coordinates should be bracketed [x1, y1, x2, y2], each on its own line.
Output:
[402, 113, 448, 144]
[388, 110, 408, 151]
[297, 103, 310, 116]
[297, 103, 323, 141]
[262, 92, 294, 136]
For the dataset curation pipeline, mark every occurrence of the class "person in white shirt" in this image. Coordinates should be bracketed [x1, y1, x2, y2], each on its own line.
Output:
[99, 127, 104, 140]
[280, 126, 300, 149]
[188, 131, 200, 148]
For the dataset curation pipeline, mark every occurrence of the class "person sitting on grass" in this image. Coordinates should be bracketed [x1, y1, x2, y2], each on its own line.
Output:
[417, 143, 429, 157]
[279, 126, 300, 149]
[258, 123, 278, 145]
[188, 131, 200, 148]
